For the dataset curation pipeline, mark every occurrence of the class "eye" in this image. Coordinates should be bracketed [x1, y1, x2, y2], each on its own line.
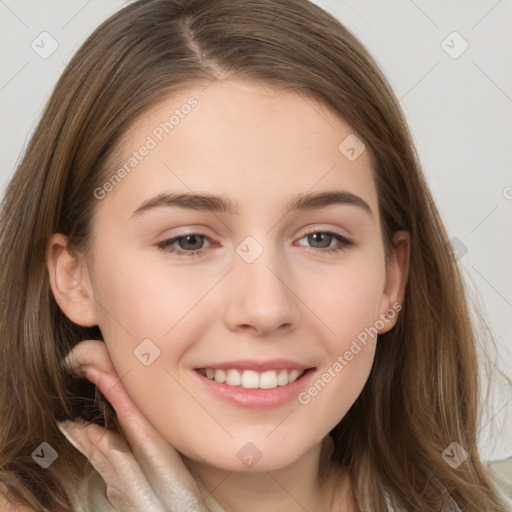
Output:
[155, 229, 353, 258]
[296, 230, 353, 255]
[155, 233, 214, 257]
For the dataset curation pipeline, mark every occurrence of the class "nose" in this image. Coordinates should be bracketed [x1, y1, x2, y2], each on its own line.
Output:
[222, 242, 301, 337]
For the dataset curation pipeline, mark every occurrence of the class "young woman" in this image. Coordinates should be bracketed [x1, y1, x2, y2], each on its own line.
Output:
[0, 0, 510, 510]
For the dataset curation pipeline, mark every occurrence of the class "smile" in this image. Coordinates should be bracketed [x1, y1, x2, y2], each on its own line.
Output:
[193, 366, 316, 409]
[196, 368, 306, 389]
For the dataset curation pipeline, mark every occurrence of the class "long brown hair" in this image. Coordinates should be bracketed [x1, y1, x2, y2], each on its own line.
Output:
[0, 0, 507, 510]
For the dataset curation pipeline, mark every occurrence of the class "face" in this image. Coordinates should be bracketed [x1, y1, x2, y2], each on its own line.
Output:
[72, 80, 405, 471]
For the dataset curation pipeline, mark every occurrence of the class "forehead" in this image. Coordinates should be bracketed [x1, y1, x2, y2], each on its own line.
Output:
[95, 79, 377, 221]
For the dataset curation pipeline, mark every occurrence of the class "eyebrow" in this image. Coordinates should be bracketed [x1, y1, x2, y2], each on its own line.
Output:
[131, 190, 373, 218]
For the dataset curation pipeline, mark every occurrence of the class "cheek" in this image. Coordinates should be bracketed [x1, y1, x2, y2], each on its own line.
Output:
[305, 249, 387, 345]
[293, 343, 376, 447]
[295, 249, 385, 419]
[295, 285, 381, 433]
[88, 254, 214, 445]
[90, 249, 220, 363]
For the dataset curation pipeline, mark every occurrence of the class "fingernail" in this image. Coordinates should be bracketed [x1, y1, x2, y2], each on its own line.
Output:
[56, 420, 85, 453]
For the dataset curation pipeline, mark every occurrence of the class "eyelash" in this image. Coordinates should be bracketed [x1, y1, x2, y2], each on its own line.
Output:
[155, 229, 353, 258]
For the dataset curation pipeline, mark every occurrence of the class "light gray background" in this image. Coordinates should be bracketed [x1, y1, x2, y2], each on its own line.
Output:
[1, 1, 511, 461]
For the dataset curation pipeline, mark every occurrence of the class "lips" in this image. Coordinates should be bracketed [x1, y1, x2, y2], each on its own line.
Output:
[192, 359, 317, 408]
[194, 358, 313, 389]
[195, 359, 312, 372]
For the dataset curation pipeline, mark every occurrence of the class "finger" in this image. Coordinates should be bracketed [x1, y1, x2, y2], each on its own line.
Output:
[63, 339, 116, 376]
[57, 419, 166, 512]
[89, 366, 209, 511]
[64, 342, 209, 511]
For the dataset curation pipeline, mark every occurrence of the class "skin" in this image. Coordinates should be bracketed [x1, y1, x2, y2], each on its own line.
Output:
[46, 80, 409, 512]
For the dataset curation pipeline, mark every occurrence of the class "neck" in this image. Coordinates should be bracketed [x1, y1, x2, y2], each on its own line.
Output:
[183, 435, 352, 512]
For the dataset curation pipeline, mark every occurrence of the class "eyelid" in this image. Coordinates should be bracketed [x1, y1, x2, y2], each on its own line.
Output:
[155, 232, 215, 254]
[299, 225, 351, 240]
[156, 225, 353, 258]
[295, 228, 353, 252]
[158, 224, 351, 245]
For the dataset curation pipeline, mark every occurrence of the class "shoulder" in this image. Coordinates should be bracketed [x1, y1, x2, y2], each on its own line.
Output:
[485, 455, 512, 508]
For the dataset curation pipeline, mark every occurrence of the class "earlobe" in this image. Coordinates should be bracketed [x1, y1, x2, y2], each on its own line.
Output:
[46, 233, 98, 327]
[377, 230, 410, 334]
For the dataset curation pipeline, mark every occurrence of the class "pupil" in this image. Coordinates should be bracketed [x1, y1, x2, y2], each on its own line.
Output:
[182, 235, 202, 250]
[310, 233, 331, 248]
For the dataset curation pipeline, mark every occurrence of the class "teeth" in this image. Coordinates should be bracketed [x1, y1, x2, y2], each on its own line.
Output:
[226, 369, 242, 386]
[260, 370, 278, 389]
[277, 369, 289, 386]
[200, 368, 306, 389]
[241, 370, 259, 388]
[214, 369, 226, 383]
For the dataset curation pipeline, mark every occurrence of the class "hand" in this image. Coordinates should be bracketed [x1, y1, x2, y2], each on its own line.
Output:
[58, 340, 210, 512]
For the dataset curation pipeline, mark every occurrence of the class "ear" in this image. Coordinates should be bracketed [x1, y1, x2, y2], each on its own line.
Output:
[46, 233, 98, 327]
[377, 230, 410, 334]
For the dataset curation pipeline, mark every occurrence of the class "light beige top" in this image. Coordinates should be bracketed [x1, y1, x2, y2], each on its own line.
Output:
[80, 451, 512, 512]
[79, 471, 225, 512]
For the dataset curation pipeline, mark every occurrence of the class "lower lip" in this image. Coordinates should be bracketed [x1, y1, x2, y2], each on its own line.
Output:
[192, 368, 316, 409]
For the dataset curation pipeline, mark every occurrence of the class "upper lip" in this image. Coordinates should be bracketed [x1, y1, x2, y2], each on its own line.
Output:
[195, 359, 315, 372]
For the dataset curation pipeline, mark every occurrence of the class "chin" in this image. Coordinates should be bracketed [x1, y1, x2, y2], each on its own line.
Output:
[182, 436, 316, 473]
